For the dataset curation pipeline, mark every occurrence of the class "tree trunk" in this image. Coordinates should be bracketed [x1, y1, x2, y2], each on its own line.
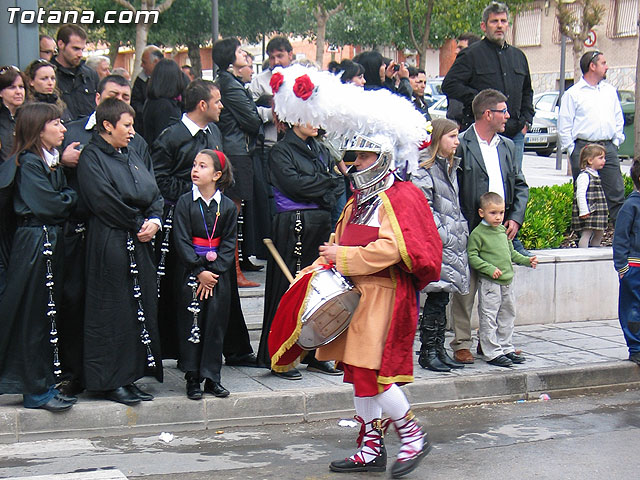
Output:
[132, 22, 150, 79]
[187, 41, 202, 79]
[419, 0, 434, 72]
[108, 42, 120, 71]
[315, 9, 328, 67]
[572, 38, 583, 82]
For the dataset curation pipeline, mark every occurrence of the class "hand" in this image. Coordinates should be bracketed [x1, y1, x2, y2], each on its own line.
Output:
[521, 125, 528, 134]
[318, 242, 338, 264]
[492, 268, 503, 279]
[384, 61, 397, 79]
[60, 142, 81, 167]
[397, 62, 409, 79]
[196, 271, 219, 300]
[579, 214, 590, 219]
[137, 220, 160, 242]
[530, 256, 538, 269]
[620, 272, 625, 279]
[504, 220, 520, 240]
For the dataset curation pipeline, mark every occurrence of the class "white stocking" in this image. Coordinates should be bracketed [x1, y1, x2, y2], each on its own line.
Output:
[375, 385, 424, 462]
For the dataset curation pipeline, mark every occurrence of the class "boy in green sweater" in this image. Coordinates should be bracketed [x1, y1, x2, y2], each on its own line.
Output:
[467, 192, 538, 367]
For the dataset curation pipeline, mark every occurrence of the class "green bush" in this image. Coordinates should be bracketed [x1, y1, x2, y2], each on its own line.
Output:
[519, 182, 573, 249]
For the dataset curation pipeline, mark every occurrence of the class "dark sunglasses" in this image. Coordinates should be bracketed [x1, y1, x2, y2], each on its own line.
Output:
[0, 65, 20, 75]
[589, 51, 602, 64]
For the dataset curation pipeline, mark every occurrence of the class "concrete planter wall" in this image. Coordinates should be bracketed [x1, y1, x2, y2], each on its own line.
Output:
[434, 247, 619, 327]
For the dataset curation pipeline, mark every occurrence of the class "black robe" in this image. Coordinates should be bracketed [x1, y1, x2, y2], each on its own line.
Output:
[257, 129, 342, 367]
[77, 134, 164, 391]
[173, 190, 237, 381]
[59, 117, 151, 386]
[151, 120, 223, 360]
[0, 151, 77, 395]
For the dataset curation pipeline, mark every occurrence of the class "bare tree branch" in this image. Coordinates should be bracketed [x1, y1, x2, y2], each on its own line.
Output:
[404, 0, 421, 54]
[113, 0, 136, 12]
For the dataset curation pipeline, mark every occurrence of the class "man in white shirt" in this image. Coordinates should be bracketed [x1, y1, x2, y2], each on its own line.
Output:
[451, 88, 529, 364]
[558, 50, 625, 221]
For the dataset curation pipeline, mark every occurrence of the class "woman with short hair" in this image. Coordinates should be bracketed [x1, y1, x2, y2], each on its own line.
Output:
[78, 97, 164, 405]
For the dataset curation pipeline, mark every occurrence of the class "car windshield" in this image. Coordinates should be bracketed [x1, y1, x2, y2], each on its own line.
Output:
[535, 94, 557, 112]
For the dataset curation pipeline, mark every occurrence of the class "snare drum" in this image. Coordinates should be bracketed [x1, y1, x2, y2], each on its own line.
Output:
[296, 266, 360, 349]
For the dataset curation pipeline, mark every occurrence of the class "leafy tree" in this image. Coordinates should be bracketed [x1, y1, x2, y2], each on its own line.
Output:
[556, 0, 605, 82]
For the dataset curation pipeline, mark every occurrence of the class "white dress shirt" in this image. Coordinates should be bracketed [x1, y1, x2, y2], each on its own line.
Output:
[181, 113, 209, 137]
[42, 147, 60, 168]
[474, 126, 505, 201]
[557, 77, 625, 154]
[192, 185, 221, 207]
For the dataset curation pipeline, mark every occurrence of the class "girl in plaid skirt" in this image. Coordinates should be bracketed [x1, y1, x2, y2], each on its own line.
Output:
[572, 143, 609, 247]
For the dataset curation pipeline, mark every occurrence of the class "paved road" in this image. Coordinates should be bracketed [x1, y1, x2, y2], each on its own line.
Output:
[2, 388, 639, 479]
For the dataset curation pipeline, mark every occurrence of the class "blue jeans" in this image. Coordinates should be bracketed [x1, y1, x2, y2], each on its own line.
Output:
[511, 131, 525, 172]
[23, 385, 58, 408]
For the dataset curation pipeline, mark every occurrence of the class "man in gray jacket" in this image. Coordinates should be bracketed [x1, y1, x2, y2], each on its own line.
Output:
[451, 88, 529, 364]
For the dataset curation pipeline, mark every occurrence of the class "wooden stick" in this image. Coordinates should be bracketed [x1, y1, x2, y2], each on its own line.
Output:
[263, 238, 295, 284]
[329, 232, 336, 244]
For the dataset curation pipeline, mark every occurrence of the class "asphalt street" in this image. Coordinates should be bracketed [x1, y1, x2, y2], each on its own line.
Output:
[2, 388, 639, 480]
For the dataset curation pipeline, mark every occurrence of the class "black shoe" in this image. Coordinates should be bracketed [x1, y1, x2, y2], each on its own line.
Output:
[55, 392, 78, 404]
[505, 352, 526, 364]
[57, 379, 84, 397]
[418, 349, 451, 372]
[35, 394, 75, 412]
[487, 355, 513, 368]
[105, 386, 141, 405]
[186, 379, 203, 400]
[225, 352, 259, 367]
[330, 442, 387, 473]
[271, 368, 302, 380]
[127, 383, 154, 401]
[437, 348, 465, 369]
[305, 359, 343, 376]
[390, 438, 432, 478]
[629, 352, 640, 366]
[240, 259, 264, 271]
[204, 380, 230, 398]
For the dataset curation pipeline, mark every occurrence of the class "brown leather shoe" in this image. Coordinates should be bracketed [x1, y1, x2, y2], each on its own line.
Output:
[453, 349, 475, 364]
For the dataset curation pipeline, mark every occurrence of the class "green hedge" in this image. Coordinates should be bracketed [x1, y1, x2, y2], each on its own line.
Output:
[519, 174, 635, 250]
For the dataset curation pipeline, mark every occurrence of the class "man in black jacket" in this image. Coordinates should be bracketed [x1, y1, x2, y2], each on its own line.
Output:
[450, 89, 529, 366]
[131, 45, 163, 136]
[51, 24, 99, 120]
[442, 2, 534, 172]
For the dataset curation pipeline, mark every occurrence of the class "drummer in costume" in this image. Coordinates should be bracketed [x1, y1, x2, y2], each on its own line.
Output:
[268, 67, 442, 478]
[257, 65, 344, 378]
[77, 98, 163, 405]
[172, 149, 237, 399]
[0, 103, 78, 411]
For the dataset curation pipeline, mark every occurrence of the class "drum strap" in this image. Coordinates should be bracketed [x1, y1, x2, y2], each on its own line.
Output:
[293, 210, 303, 274]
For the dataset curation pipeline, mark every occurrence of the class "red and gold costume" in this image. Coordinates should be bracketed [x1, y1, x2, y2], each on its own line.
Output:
[269, 180, 442, 396]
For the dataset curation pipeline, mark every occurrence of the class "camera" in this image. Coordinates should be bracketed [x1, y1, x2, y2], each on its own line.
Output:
[393, 64, 400, 72]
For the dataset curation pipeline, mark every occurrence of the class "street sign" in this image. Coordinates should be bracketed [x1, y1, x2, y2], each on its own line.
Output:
[584, 30, 597, 47]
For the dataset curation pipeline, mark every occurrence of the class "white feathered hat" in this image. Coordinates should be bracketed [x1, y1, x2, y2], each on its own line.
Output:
[270, 64, 431, 177]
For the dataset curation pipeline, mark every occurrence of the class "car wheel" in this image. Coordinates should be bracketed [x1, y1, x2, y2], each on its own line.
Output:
[536, 148, 554, 157]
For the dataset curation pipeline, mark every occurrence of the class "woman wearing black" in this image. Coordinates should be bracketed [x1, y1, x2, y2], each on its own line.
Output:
[352, 51, 411, 99]
[25, 60, 73, 123]
[142, 59, 187, 145]
[212, 38, 263, 287]
[77, 98, 163, 405]
[0, 66, 27, 163]
[0, 103, 77, 411]
[257, 122, 343, 378]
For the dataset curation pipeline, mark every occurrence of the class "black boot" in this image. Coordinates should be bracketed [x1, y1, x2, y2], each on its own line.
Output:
[418, 313, 450, 372]
[435, 313, 464, 369]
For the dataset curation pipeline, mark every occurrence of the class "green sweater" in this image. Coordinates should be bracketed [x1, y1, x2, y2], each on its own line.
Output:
[467, 222, 532, 285]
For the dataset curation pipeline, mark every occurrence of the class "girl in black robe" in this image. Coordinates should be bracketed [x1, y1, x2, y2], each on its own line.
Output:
[173, 149, 237, 399]
[77, 98, 163, 406]
[0, 103, 77, 411]
[257, 125, 343, 377]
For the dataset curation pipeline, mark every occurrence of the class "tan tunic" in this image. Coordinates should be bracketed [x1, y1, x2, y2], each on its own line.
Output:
[316, 202, 401, 369]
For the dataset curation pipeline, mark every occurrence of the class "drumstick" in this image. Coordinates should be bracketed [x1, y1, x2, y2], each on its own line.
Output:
[329, 232, 336, 244]
[263, 238, 295, 284]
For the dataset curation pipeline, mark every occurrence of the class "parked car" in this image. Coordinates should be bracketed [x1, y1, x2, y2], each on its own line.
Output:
[428, 96, 448, 120]
[524, 116, 557, 157]
[424, 77, 444, 107]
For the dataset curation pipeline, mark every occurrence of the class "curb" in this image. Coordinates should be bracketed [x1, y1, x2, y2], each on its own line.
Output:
[1, 361, 639, 442]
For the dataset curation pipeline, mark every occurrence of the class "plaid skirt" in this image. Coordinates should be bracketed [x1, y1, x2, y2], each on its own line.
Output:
[572, 172, 608, 231]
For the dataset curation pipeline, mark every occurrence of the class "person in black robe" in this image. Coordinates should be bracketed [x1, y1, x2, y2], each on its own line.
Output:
[0, 103, 77, 411]
[57, 74, 147, 397]
[142, 59, 187, 146]
[173, 149, 237, 399]
[151, 79, 224, 361]
[77, 98, 163, 406]
[257, 125, 343, 378]
[213, 38, 263, 287]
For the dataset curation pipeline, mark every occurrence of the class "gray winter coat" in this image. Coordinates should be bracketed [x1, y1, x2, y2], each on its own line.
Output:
[412, 154, 470, 294]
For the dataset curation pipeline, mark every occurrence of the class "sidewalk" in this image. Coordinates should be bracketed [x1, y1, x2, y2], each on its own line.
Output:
[2, 157, 639, 443]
